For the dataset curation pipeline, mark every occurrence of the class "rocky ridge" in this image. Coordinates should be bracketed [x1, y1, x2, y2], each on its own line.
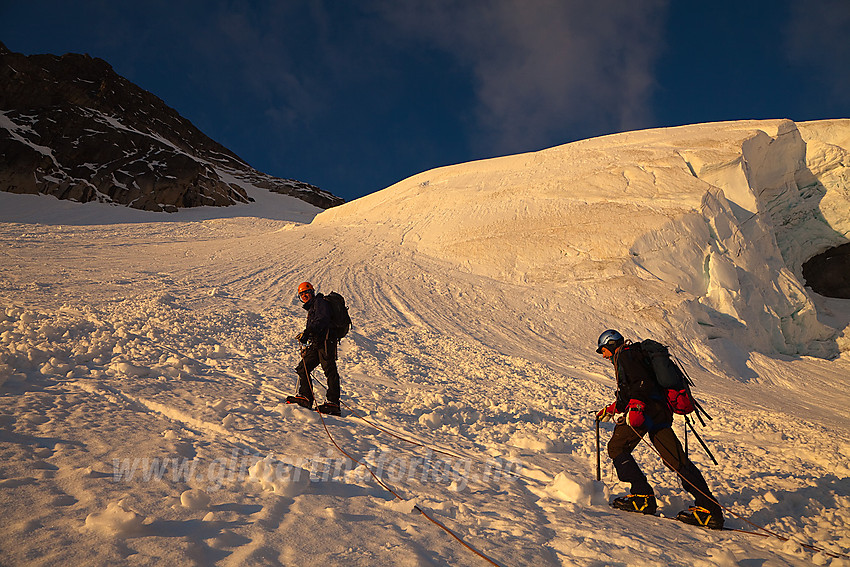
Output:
[0, 42, 342, 212]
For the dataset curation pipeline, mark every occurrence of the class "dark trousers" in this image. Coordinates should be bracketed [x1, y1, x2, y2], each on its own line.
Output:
[608, 421, 719, 512]
[295, 339, 340, 404]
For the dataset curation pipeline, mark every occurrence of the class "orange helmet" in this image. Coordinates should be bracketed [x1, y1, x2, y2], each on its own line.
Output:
[297, 282, 314, 295]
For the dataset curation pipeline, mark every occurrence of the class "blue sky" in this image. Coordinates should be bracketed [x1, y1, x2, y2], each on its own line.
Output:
[2, 1, 848, 203]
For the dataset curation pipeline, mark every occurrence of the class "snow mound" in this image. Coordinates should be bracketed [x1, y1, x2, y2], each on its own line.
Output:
[417, 411, 444, 429]
[383, 498, 419, 514]
[84, 501, 146, 536]
[247, 455, 312, 497]
[109, 361, 151, 377]
[276, 402, 321, 423]
[180, 489, 211, 511]
[545, 472, 601, 506]
[508, 432, 556, 453]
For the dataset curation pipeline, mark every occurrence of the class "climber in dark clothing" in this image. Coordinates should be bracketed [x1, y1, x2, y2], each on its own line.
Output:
[285, 282, 341, 416]
[595, 329, 723, 529]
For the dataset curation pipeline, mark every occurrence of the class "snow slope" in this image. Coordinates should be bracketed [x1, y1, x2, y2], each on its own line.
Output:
[0, 119, 849, 566]
[0, 180, 323, 225]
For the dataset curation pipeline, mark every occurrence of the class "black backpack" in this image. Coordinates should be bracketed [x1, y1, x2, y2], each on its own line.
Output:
[639, 339, 686, 389]
[324, 292, 352, 340]
[638, 339, 717, 463]
[638, 339, 703, 417]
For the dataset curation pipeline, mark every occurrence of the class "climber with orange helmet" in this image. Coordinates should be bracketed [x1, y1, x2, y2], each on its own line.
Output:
[285, 282, 342, 416]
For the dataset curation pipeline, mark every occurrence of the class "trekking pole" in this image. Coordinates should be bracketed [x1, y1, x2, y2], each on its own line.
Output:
[294, 350, 301, 398]
[299, 345, 318, 410]
[685, 415, 718, 465]
[693, 398, 712, 425]
[595, 417, 601, 481]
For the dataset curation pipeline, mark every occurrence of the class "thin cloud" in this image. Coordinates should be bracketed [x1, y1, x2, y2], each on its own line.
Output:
[82, 1, 672, 157]
[374, 0, 670, 155]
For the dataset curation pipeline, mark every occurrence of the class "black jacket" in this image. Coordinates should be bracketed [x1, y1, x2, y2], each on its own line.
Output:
[612, 342, 669, 419]
[302, 293, 333, 343]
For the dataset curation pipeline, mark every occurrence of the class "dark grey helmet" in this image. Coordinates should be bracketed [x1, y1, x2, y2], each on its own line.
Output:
[596, 329, 624, 353]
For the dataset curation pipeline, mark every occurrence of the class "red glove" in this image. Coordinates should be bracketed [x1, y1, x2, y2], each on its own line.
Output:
[625, 399, 646, 428]
[596, 402, 618, 422]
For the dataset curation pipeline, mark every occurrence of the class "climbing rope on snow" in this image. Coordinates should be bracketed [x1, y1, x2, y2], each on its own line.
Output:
[315, 401, 505, 566]
[301, 357, 506, 567]
[114, 319, 540, 485]
[306, 373, 549, 487]
[626, 422, 849, 560]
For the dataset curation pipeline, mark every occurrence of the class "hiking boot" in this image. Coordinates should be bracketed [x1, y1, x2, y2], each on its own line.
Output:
[285, 395, 313, 409]
[676, 506, 724, 530]
[317, 401, 341, 416]
[610, 494, 657, 515]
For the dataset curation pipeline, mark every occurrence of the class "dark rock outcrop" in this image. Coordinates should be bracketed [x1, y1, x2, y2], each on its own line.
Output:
[0, 41, 343, 211]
